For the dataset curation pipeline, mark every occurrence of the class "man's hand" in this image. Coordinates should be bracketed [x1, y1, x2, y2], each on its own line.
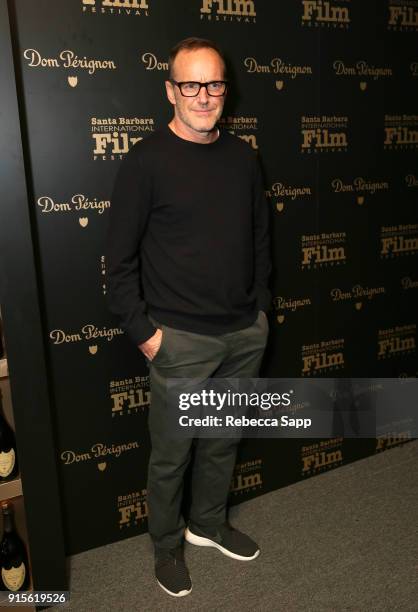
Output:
[138, 328, 163, 361]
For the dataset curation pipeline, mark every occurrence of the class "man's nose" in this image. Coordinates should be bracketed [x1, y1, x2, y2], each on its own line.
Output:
[197, 85, 209, 103]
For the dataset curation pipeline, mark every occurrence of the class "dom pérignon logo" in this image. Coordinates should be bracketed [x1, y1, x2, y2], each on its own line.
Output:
[331, 176, 389, 205]
[49, 324, 124, 353]
[273, 295, 312, 324]
[332, 60, 392, 90]
[266, 181, 312, 213]
[244, 57, 313, 90]
[140, 52, 168, 71]
[23, 48, 116, 87]
[37, 194, 110, 225]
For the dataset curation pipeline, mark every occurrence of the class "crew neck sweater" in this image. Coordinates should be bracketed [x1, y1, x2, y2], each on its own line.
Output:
[105, 125, 271, 346]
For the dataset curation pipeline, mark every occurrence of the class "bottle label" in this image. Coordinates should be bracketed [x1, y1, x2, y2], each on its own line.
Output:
[0, 449, 15, 478]
[2, 562, 26, 591]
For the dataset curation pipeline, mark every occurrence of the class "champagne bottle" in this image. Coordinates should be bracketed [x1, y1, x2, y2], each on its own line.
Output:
[0, 401, 18, 482]
[0, 502, 29, 591]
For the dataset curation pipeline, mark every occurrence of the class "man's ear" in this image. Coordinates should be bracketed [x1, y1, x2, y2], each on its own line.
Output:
[165, 80, 176, 105]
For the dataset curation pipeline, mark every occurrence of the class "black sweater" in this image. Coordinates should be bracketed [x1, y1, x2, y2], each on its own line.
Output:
[105, 125, 271, 346]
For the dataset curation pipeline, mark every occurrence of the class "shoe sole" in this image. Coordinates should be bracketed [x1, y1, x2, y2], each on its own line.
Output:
[184, 527, 260, 561]
[156, 579, 192, 597]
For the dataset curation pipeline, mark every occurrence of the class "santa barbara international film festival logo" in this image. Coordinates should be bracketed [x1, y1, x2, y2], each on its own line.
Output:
[331, 176, 389, 206]
[273, 295, 312, 325]
[301, 338, 345, 376]
[301, 115, 349, 153]
[384, 114, 418, 149]
[82, 0, 150, 16]
[376, 431, 412, 452]
[91, 116, 154, 160]
[60, 440, 140, 472]
[380, 224, 418, 258]
[118, 489, 148, 529]
[243, 56, 312, 91]
[49, 324, 124, 355]
[332, 60, 393, 91]
[110, 375, 150, 418]
[22, 48, 116, 87]
[377, 324, 416, 359]
[301, 437, 343, 477]
[200, 0, 257, 22]
[301, 232, 346, 269]
[218, 116, 259, 149]
[37, 194, 110, 228]
[301, 0, 351, 29]
[387, 0, 418, 30]
[266, 181, 313, 213]
[230, 459, 263, 496]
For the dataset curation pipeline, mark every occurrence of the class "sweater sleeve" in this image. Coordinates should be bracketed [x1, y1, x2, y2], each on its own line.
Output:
[104, 148, 157, 346]
[253, 155, 272, 313]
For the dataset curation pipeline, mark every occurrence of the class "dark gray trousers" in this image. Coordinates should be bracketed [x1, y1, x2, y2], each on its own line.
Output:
[146, 311, 268, 550]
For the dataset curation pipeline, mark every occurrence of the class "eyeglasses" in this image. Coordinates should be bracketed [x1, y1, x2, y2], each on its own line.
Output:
[170, 80, 228, 97]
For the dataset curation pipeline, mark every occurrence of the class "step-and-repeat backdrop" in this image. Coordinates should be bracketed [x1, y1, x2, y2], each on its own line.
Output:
[9, 0, 417, 553]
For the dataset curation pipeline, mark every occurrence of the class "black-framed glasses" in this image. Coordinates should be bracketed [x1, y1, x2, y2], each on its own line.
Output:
[170, 80, 228, 97]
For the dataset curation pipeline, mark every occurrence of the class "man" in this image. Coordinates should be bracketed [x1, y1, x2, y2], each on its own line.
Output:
[105, 37, 271, 598]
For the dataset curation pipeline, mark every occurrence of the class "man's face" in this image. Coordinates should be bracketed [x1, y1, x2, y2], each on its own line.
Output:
[165, 48, 226, 139]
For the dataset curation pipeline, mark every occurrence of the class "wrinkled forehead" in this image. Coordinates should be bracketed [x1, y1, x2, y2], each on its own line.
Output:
[171, 48, 225, 81]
